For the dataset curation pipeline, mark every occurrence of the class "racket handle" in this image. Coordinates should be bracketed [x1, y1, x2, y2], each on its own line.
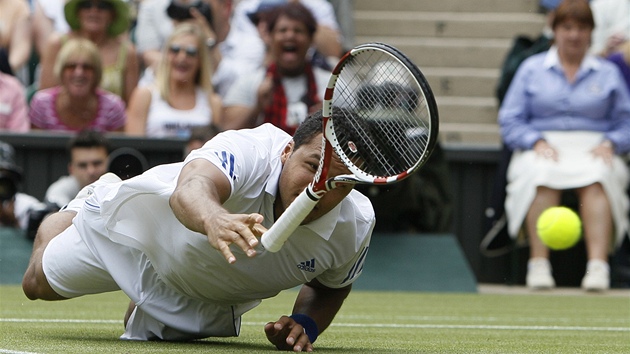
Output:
[261, 188, 319, 252]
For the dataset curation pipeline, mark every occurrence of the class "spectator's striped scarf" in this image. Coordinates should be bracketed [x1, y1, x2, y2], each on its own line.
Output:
[263, 62, 320, 135]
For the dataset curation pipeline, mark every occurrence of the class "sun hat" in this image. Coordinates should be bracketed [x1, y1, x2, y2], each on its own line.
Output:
[64, 0, 130, 36]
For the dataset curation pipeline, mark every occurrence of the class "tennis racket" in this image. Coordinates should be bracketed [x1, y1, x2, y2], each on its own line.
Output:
[261, 42, 439, 252]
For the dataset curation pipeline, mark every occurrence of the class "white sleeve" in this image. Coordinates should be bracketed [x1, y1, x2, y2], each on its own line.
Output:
[184, 126, 284, 199]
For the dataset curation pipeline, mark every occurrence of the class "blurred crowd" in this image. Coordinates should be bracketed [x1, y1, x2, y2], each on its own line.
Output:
[0, 0, 352, 230]
[0, 0, 351, 136]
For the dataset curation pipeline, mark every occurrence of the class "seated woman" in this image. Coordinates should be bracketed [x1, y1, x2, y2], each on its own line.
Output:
[499, 0, 630, 292]
[29, 38, 126, 132]
[125, 23, 222, 138]
[38, 0, 138, 104]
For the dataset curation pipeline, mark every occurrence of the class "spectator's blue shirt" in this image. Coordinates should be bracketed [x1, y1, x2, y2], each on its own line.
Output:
[499, 46, 630, 153]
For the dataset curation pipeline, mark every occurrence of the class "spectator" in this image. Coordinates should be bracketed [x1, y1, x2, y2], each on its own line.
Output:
[0, 0, 32, 76]
[499, 0, 630, 291]
[135, 0, 228, 70]
[220, 2, 329, 134]
[22, 109, 374, 350]
[590, 0, 630, 56]
[0, 141, 43, 230]
[229, 0, 343, 71]
[38, 0, 139, 104]
[29, 38, 127, 132]
[0, 72, 30, 132]
[44, 129, 110, 210]
[134, 0, 234, 96]
[125, 23, 222, 138]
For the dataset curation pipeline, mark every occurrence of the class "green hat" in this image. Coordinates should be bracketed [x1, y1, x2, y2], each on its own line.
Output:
[64, 0, 130, 37]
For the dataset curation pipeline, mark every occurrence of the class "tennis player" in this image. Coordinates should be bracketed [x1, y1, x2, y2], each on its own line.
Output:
[22, 110, 374, 352]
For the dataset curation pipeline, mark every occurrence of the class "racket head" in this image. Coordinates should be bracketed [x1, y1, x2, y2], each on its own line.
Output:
[322, 43, 439, 184]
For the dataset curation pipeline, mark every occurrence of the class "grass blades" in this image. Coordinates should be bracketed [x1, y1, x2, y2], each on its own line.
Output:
[1, 285, 629, 353]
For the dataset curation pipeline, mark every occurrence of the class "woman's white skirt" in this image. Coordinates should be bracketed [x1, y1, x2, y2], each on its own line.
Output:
[505, 131, 629, 247]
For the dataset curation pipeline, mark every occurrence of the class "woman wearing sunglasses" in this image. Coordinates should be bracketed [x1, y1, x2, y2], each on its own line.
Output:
[125, 23, 222, 138]
[37, 0, 139, 105]
[29, 38, 126, 132]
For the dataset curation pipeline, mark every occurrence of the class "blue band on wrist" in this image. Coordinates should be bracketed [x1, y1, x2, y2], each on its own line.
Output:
[290, 314, 319, 343]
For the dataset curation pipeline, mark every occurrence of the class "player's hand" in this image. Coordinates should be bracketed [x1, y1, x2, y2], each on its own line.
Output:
[264, 316, 313, 352]
[205, 213, 265, 264]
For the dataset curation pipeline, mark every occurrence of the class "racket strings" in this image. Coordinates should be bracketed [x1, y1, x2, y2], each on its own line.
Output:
[331, 50, 432, 178]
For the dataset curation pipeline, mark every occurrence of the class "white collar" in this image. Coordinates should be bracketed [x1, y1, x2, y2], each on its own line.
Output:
[543, 46, 601, 71]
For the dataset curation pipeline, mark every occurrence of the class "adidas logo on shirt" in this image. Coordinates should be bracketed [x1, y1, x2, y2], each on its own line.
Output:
[297, 258, 316, 272]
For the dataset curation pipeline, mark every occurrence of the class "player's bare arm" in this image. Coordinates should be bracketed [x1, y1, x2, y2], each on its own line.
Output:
[170, 158, 264, 263]
[264, 279, 351, 351]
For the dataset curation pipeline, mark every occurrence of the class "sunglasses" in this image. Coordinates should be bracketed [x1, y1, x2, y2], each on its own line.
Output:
[77, 1, 114, 11]
[168, 44, 199, 58]
[64, 62, 95, 72]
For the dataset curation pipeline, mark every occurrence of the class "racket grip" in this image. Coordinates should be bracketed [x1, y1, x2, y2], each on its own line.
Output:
[261, 189, 319, 252]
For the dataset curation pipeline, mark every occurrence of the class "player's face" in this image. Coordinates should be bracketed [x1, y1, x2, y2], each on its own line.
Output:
[276, 134, 353, 225]
[69, 147, 109, 188]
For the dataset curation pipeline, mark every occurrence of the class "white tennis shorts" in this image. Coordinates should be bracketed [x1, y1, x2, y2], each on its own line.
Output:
[42, 215, 258, 341]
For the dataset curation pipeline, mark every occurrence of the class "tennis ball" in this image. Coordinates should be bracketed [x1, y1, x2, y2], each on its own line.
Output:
[536, 206, 582, 250]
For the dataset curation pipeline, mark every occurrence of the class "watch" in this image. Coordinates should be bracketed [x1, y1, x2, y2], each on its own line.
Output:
[206, 37, 217, 50]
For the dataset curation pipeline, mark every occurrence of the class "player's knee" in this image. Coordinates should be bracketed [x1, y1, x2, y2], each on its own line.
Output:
[22, 270, 64, 301]
[22, 269, 42, 300]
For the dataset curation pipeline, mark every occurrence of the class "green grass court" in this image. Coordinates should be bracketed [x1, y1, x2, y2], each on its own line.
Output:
[1, 285, 629, 353]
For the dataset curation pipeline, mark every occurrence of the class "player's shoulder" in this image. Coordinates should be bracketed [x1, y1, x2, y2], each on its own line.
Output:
[344, 189, 375, 223]
[218, 124, 291, 147]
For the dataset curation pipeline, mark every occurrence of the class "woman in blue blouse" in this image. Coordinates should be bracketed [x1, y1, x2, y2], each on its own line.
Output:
[499, 0, 630, 291]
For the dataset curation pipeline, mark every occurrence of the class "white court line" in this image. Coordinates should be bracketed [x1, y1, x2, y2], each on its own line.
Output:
[0, 350, 39, 354]
[2, 318, 629, 332]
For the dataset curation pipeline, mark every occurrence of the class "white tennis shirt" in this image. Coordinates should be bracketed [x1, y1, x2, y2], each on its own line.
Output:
[85, 124, 375, 305]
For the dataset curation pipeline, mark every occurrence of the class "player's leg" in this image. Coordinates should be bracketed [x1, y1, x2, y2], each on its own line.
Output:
[524, 186, 562, 289]
[22, 211, 75, 300]
[575, 182, 612, 290]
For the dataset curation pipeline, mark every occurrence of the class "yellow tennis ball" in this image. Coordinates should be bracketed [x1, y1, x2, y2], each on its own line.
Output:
[536, 207, 582, 250]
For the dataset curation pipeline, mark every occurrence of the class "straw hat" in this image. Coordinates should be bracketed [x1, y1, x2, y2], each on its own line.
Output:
[64, 0, 130, 36]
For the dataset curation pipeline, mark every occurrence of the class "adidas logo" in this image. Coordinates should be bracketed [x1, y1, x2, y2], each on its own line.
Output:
[297, 258, 316, 272]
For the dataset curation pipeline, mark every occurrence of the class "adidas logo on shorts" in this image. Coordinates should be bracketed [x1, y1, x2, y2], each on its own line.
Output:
[297, 258, 316, 272]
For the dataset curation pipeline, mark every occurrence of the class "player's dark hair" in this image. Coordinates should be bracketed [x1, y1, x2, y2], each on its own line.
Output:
[292, 110, 323, 151]
[293, 108, 364, 152]
[265, 2, 317, 38]
[67, 129, 111, 156]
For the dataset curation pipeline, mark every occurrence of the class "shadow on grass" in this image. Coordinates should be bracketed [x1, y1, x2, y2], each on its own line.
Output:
[45, 332, 373, 353]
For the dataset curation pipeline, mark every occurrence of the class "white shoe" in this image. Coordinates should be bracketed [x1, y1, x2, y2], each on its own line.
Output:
[581, 259, 610, 292]
[61, 172, 122, 213]
[526, 258, 556, 290]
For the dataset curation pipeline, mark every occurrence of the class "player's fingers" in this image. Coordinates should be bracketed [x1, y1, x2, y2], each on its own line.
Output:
[230, 227, 257, 258]
[286, 324, 311, 352]
[217, 239, 236, 264]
